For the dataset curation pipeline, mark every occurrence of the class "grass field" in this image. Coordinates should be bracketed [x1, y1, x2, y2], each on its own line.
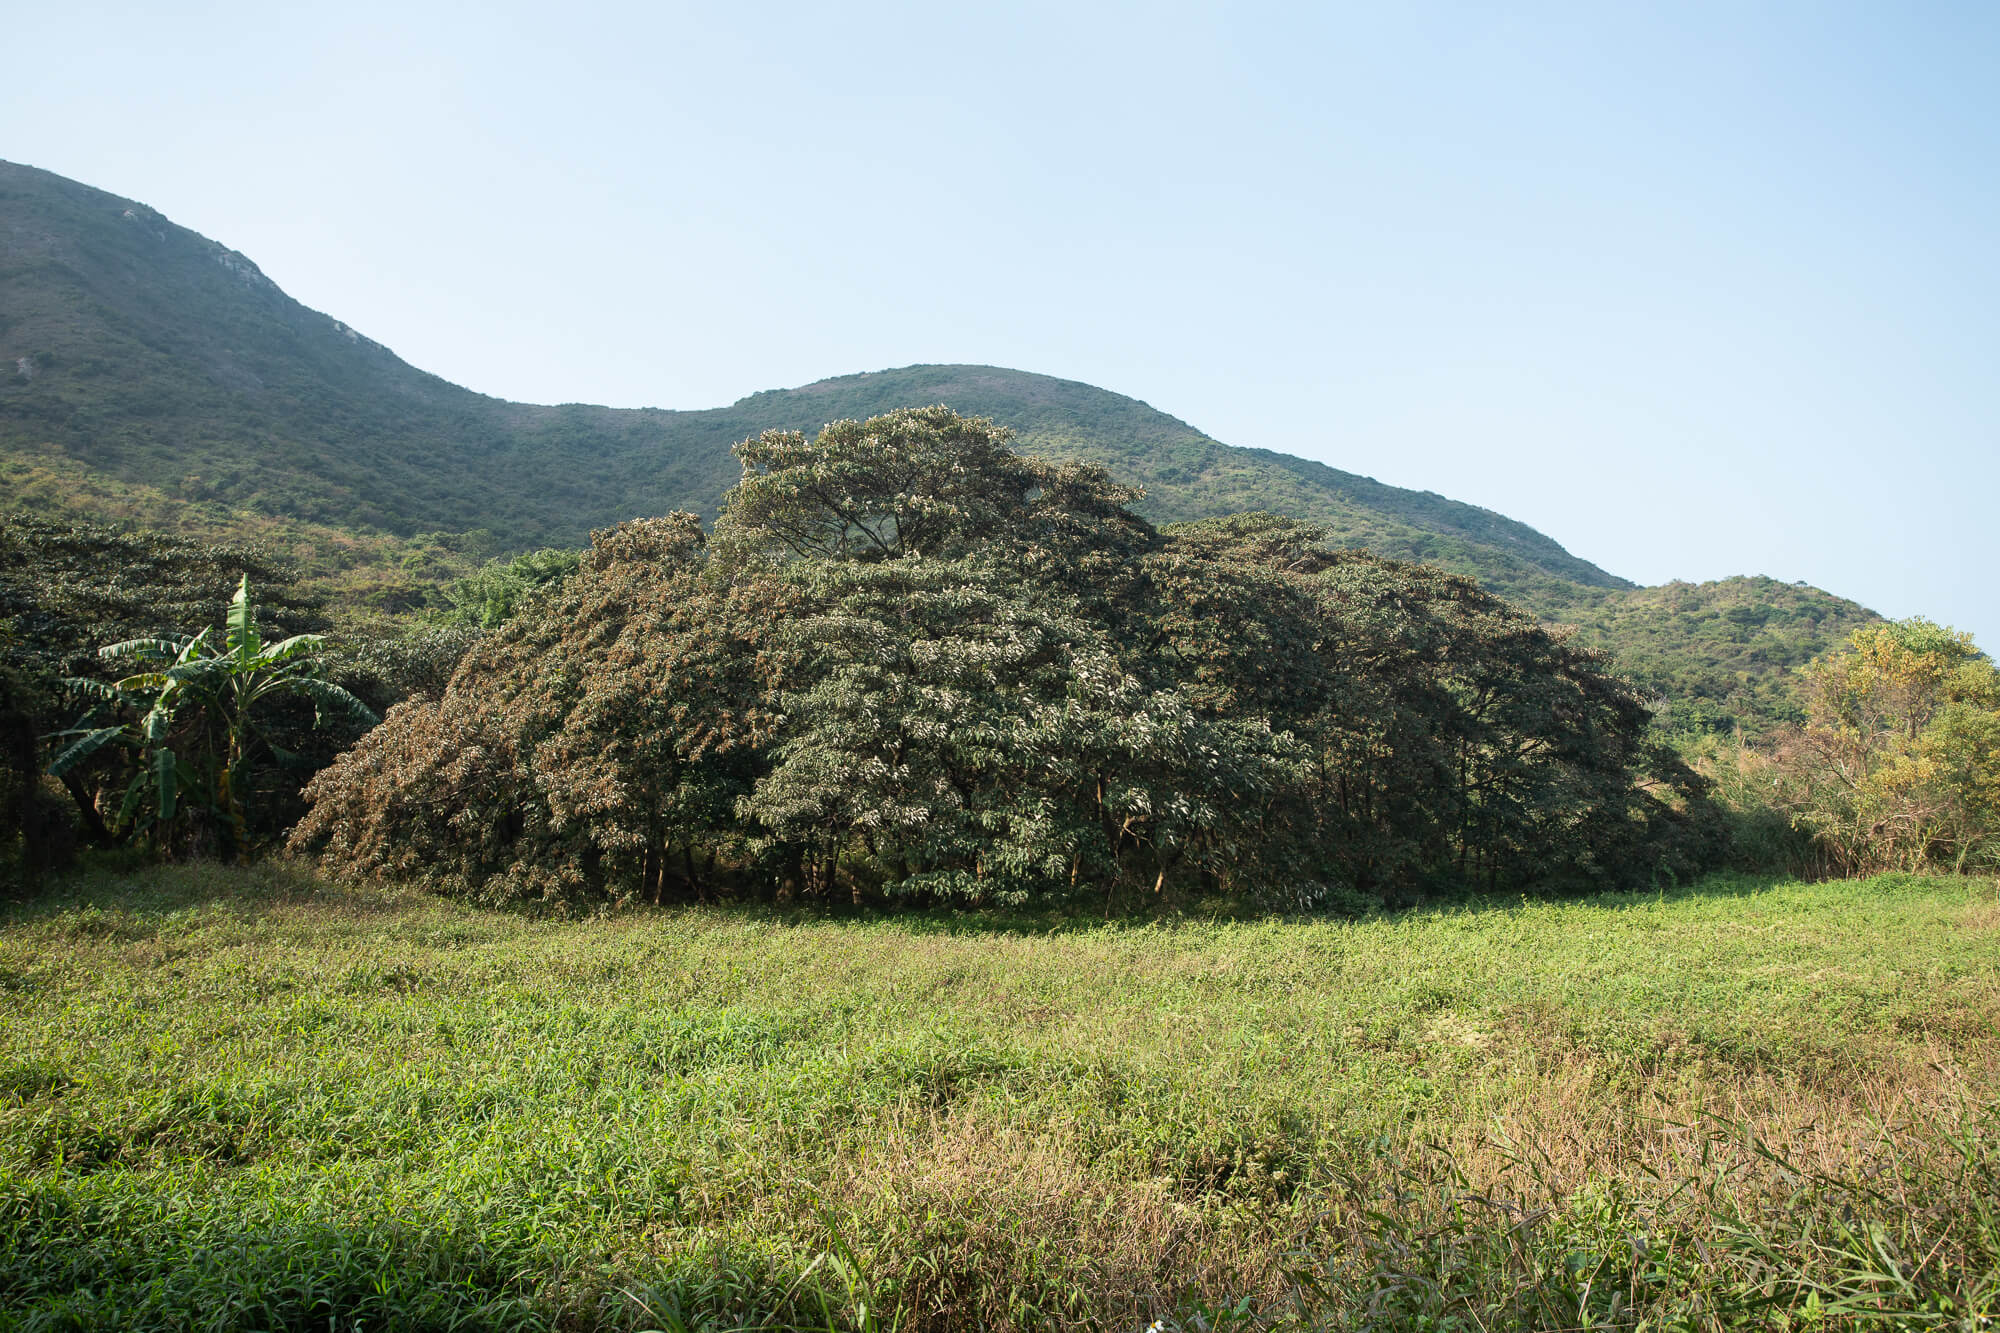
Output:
[1, 865, 1995, 1331]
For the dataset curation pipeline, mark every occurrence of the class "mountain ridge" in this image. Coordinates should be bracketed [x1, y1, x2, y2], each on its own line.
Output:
[1, 159, 1623, 604]
[0, 159, 1879, 731]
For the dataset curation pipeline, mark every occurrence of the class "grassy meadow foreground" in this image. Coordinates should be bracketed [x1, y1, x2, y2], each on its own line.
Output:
[1, 868, 1996, 1331]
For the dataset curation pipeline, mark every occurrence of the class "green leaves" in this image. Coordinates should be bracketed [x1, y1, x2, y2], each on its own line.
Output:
[439, 547, 583, 629]
[153, 745, 179, 822]
[44, 725, 125, 779]
[97, 636, 198, 661]
[288, 677, 376, 730]
[226, 575, 261, 667]
[45, 577, 377, 856]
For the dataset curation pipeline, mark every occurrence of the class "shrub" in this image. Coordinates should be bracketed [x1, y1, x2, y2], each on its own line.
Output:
[1767, 619, 2000, 874]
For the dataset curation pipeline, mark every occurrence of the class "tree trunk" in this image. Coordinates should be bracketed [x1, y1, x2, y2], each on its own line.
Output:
[641, 842, 661, 905]
[2, 700, 48, 888]
[60, 773, 114, 847]
[777, 845, 802, 904]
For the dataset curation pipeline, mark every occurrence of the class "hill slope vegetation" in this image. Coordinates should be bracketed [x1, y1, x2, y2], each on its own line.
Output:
[0, 160, 1879, 729]
[1, 160, 1615, 603]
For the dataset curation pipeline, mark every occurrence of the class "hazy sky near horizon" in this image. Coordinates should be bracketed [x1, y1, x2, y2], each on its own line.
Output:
[7, 2, 1997, 642]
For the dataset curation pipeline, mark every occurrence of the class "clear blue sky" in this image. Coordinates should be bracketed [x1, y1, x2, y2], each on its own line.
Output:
[8, 2, 1997, 642]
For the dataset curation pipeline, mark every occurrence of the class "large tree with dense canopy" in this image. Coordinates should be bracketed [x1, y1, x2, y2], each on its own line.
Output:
[291, 407, 1714, 909]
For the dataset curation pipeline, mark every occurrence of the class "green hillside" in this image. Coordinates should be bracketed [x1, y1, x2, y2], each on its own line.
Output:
[0, 163, 736, 543]
[0, 160, 1882, 730]
[1560, 576, 1879, 735]
[0, 161, 1622, 606]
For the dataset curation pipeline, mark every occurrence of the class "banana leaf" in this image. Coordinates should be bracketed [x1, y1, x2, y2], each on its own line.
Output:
[226, 576, 261, 667]
[46, 726, 127, 777]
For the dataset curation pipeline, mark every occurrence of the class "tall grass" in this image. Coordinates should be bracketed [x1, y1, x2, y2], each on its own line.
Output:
[1, 862, 1994, 1330]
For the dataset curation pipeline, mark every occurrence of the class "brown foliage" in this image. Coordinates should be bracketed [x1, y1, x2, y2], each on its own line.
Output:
[292, 515, 792, 904]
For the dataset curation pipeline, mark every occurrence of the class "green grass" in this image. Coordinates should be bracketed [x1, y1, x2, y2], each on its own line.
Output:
[1, 865, 1995, 1330]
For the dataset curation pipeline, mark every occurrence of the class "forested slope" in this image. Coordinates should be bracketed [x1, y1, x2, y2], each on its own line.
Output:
[0, 160, 1879, 730]
[1561, 577, 1879, 734]
[2, 161, 1622, 605]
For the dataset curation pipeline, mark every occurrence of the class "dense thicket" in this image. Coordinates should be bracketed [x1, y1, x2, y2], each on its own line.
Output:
[0, 519, 329, 874]
[0, 518, 457, 876]
[291, 408, 1713, 910]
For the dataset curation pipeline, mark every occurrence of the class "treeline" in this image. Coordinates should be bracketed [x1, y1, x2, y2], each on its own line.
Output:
[287, 408, 1713, 910]
[9, 409, 1995, 906]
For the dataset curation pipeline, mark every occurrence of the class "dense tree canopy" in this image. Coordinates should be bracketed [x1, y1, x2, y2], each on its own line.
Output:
[291, 516, 784, 901]
[292, 408, 1716, 910]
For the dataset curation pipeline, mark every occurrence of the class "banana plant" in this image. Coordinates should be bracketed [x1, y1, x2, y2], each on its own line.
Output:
[46, 576, 376, 856]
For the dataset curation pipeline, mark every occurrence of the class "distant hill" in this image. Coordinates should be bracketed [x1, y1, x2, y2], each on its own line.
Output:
[0, 161, 1623, 606]
[0, 160, 1879, 731]
[1560, 576, 1877, 734]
